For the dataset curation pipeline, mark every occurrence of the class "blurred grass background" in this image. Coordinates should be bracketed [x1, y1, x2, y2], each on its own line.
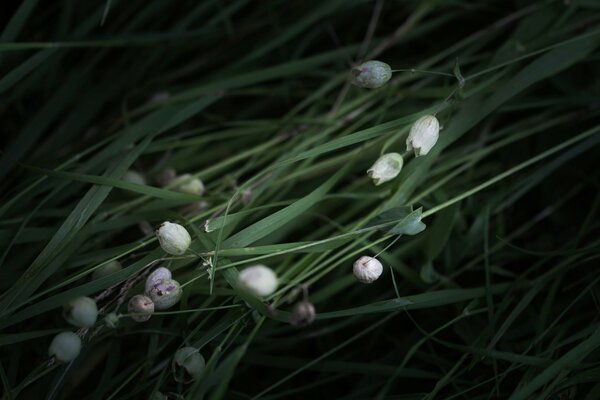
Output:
[1, 0, 600, 399]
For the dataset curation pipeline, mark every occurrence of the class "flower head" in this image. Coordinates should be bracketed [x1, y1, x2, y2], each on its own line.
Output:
[353, 256, 383, 283]
[238, 265, 278, 297]
[156, 222, 191, 255]
[367, 153, 403, 186]
[406, 115, 440, 156]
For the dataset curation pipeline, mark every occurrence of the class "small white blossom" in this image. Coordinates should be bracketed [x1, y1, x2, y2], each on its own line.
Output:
[238, 265, 278, 297]
[367, 153, 403, 186]
[48, 332, 81, 362]
[63, 297, 98, 328]
[406, 115, 440, 156]
[353, 256, 383, 283]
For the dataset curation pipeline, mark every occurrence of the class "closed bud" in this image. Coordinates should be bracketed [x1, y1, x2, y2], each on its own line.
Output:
[48, 332, 81, 363]
[174, 174, 205, 196]
[145, 267, 172, 294]
[238, 265, 278, 297]
[128, 294, 155, 322]
[92, 260, 122, 280]
[351, 60, 392, 89]
[147, 279, 182, 310]
[406, 115, 440, 156]
[367, 153, 403, 186]
[173, 347, 205, 383]
[289, 301, 316, 327]
[63, 297, 98, 328]
[104, 312, 120, 328]
[156, 222, 191, 255]
[353, 256, 383, 283]
[122, 170, 146, 185]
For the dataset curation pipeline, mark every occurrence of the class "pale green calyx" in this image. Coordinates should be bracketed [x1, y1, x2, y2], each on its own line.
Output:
[367, 153, 403, 186]
[238, 265, 278, 297]
[156, 221, 191, 255]
[174, 174, 205, 196]
[63, 296, 98, 328]
[173, 347, 205, 382]
[351, 60, 392, 89]
[128, 294, 155, 322]
[48, 332, 81, 362]
[146, 278, 182, 310]
[406, 115, 440, 156]
[353, 256, 383, 283]
[92, 260, 122, 280]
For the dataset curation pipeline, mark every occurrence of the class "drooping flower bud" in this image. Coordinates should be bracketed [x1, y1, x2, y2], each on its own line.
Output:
[172, 347, 205, 382]
[174, 174, 205, 196]
[353, 256, 383, 284]
[351, 60, 392, 89]
[122, 170, 146, 185]
[156, 221, 191, 255]
[48, 332, 81, 362]
[145, 267, 172, 294]
[289, 301, 316, 327]
[128, 294, 155, 322]
[92, 260, 122, 280]
[63, 297, 98, 328]
[406, 115, 440, 156]
[367, 153, 403, 186]
[238, 265, 278, 297]
[147, 279, 182, 310]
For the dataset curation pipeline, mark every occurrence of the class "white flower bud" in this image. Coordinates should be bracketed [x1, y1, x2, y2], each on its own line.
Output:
[367, 153, 403, 186]
[172, 347, 205, 382]
[104, 312, 120, 328]
[238, 265, 278, 297]
[145, 267, 172, 294]
[289, 301, 316, 327]
[48, 332, 81, 362]
[351, 60, 392, 89]
[63, 297, 98, 328]
[174, 174, 205, 196]
[156, 222, 191, 255]
[128, 294, 155, 322]
[147, 279, 182, 310]
[406, 115, 440, 156]
[353, 256, 383, 283]
[122, 170, 146, 185]
[91, 260, 122, 280]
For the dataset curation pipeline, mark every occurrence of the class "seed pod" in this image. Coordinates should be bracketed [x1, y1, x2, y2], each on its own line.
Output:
[156, 221, 191, 255]
[353, 256, 383, 284]
[289, 301, 316, 327]
[238, 265, 278, 297]
[406, 115, 440, 156]
[174, 174, 205, 196]
[367, 153, 403, 186]
[351, 60, 392, 89]
[91, 260, 122, 280]
[104, 312, 120, 328]
[48, 332, 81, 363]
[128, 294, 155, 322]
[63, 297, 98, 328]
[172, 347, 205, 383]
[147, 279, 182, 310]
[145, 267, 173, 294]
[122, 170, 146, 185]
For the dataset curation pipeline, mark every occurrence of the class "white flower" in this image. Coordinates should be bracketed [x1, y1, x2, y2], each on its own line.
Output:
[156, 222, 191, 255]
[353, 256, 383, 283]
[406, 115, 440, 156]
[367, 153, 403, 185]
[351, 60, 392, 89]
[238, 265, 278, 297]
[63, 296, 98, 328]
[128, 294, 155, 322]
[174, 174, 205, 196]
[48, 332, 81, 362]
[173, 347, 205, 381]
[92, 260, 122, 280]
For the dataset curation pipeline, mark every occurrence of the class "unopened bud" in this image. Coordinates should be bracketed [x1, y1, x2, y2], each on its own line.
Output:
[173, 347, 205, 382]
[289, 301, 316, 327]
[238, 265, 278, 297]
[174, 174, 205, 196]
[353, 256, 383, 283]
[128, 294, 155, 322]
[156, 222, 191, 255]
[351, 60, 392, 89]
[63, 297, 98, 328]
[48, 332, 81, 363]
[147, 279, 182, 310]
